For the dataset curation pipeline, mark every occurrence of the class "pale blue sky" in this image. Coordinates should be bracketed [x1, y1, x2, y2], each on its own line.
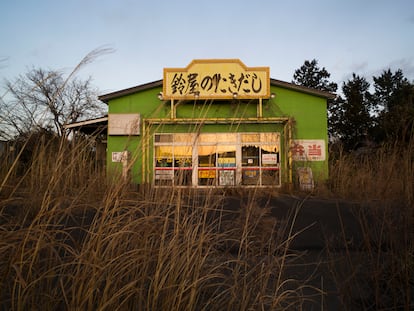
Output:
[1, 0, 413, 95]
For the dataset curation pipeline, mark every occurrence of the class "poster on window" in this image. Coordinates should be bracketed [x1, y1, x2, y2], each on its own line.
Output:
[290, 140, 326, 161]
[262, 154, 277, 165]
[198, 170, 216, 179]
[219, 170, 235, 186]
[218, 157, 236, 167]
[155, 169, 174, 180]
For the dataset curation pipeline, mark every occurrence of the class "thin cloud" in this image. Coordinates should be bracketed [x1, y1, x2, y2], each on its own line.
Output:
[350, 61, 369, 73]
[388, 58, 414, 80]
[0, 57, 9, 70]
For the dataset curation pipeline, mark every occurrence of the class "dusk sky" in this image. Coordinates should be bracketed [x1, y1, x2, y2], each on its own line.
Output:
[1, 0, 413, 96]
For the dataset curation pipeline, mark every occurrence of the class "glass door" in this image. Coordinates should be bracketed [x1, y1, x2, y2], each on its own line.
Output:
[241, 134, 260, 185]
[261, 144, 280, 185]
[197, 133, 237, 186]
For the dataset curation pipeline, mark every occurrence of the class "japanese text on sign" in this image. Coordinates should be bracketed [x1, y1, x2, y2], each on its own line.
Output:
[290, 140, 326, 161]
[163, 59, 270, 100]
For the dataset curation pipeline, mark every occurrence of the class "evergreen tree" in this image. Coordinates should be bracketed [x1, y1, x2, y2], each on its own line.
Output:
[372, 69, 414, 143]
[331, 74, 373, 151]
[292, 59, 338, 92]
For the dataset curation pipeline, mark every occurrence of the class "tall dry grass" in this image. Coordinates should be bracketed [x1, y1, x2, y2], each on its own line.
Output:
[327, 140, 414, 310]
[0, 136, 311, 310]
[1, 133, 413, 310]
[328, 140, 413, 203]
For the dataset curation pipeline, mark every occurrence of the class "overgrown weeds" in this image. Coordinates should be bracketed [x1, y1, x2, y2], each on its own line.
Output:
[1, 134, 413, 310]
[328, 140, 413, 203]
[0, 136, 311, 310]
[326, 141, 414, 310]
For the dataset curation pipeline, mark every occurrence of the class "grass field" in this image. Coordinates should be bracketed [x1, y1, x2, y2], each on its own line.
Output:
[0, 136, 413, 310]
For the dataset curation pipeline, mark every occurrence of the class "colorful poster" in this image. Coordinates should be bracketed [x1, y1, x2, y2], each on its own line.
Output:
[218, 157, 236, 167]
[198, 170, 216, 179]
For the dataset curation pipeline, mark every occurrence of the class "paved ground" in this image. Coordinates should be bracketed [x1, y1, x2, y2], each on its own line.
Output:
[267, 195, 364, 249]
[3, 190, 406, 310]
[219, 194, 377, 310]
[268, 196, 363, 310]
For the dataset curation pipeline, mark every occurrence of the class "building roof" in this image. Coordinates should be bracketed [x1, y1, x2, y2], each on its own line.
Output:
[99, 80, 163, 103]
[98, 79, 335, 103]
[63, 116, 108, 135]
[270, 79, 336, 100]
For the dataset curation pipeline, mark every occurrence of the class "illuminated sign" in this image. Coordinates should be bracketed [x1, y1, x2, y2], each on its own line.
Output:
[163, 59, 270, 100]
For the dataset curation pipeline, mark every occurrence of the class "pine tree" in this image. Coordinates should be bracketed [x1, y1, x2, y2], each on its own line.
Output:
[372, 69, 414, 143]
[292, 59, 337, 93]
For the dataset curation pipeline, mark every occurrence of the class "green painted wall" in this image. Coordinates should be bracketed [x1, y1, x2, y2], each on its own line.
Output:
[106, 87, 165, 183]
[270, 86, 329, 181]
[106, 83, 329, 185]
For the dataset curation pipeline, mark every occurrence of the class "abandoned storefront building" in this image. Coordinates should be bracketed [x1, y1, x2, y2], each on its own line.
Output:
[69, 59, 334, 188]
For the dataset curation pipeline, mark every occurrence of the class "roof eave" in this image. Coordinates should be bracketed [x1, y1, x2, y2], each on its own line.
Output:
[98, 78, 335, 103]
[63, 116, 108, 129]
[98, 79, 163, 104]
[270, 79, 336, 100]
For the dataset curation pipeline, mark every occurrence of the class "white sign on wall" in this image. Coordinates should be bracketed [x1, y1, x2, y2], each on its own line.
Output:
[290, 139, 326, 161]
[112, 151, 129, 162]
[108, 114, 141, 135]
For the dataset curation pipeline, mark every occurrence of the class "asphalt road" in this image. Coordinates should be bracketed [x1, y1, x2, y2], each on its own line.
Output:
[219, 194, 388, 310]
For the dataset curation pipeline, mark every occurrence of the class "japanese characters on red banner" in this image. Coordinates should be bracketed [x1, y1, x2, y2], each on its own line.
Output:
[290, 140, 326, 161]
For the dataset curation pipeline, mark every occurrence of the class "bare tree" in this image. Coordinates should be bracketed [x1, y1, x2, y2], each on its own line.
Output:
[0, 47, 113, 139]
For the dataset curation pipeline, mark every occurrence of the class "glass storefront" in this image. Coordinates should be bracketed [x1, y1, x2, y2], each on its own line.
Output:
[154, 132, 280, 187]
[154, 134, 193, 186]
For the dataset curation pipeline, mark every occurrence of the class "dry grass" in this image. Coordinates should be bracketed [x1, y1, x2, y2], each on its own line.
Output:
[328, 140, 413, 203]
[0, 136, 314, 310]
[1, 135, 413, 310]
[326, 140, 414, 310]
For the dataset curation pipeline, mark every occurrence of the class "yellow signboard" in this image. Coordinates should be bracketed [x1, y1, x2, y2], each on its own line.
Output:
[198, 169, 216, 179]
[163, 59, 270, 100]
